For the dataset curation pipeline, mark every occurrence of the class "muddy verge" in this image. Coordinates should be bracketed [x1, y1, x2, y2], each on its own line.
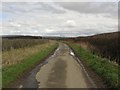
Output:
[8, 44, 59, 88]
[68, 45, 106, 88]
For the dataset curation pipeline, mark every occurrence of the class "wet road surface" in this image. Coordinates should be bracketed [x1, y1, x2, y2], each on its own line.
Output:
[35, 43, 97, 88]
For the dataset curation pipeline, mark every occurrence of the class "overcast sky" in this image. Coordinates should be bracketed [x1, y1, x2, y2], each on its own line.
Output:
[1, 0, 119, 37]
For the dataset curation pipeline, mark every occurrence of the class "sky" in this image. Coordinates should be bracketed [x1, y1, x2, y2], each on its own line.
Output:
[0, 0, 119, 37]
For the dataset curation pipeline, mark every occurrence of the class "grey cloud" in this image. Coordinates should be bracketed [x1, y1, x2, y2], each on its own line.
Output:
[2, 2, 66, 14]
[2, 2, 118, 37]
[57, 2, 118, 17]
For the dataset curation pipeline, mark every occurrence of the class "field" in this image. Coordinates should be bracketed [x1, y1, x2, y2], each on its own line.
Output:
[2, 38, 47, 51]
[73, 32, 120, 64]
[2, 39, 50, 67]
[2, 38, 58, 87]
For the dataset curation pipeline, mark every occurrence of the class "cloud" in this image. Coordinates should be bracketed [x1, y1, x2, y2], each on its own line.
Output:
[10, 22, 21, 27]
[57, 2, 118, 14]
[65, 20, 76, 28]
[45, 28, 56, 33]
[1, 0, 119, 2]
[2, 2, 67, 14]
[1, 2, 118, 37]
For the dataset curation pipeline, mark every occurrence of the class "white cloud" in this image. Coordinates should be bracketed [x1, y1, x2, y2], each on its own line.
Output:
[1, 2, 118, 37]
[10, 22, 21, 27]
[65, 20, 76, 28]
[1, 0, 119, 2]
[45, 28, 55, 33]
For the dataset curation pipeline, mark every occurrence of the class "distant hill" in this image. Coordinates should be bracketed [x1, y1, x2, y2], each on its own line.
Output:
[1, 32, 120, 40]
[74, 31, 120, 41]
[2, 35, 42, 39]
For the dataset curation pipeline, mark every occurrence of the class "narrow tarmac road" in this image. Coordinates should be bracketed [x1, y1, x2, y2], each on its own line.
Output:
[36, 43, 97, 88]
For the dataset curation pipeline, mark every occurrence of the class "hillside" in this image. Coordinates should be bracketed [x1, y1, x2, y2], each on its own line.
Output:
[73, 32, 120, 64]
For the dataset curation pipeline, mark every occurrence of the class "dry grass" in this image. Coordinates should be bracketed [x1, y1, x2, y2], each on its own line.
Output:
[2, 40, 55, 67]
[2, 39, 47, 51]
[2, 41, 58, 87]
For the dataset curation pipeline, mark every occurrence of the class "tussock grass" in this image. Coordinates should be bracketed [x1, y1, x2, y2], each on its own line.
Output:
[2, 39, 48, 51]
[2, 41, 54, 67]
[68, 43, 119, 89]
[2, 42, 58, 87]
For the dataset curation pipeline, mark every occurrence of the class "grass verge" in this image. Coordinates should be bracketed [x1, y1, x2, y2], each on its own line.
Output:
[68, 43, 119, 89]
[2, 43, 58, 87]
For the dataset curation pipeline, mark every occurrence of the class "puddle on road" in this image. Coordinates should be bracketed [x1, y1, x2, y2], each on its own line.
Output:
[16, 44, 78, 88]
[16, 45, 60, 88]
[70, 51, 75, 56]
[46, 59, 67, 88]
[17, 58, 50, 88]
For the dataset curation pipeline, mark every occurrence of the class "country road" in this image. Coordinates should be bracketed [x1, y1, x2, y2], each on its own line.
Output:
[15, 43, 104, 88]
[36, 43, 97, 88]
